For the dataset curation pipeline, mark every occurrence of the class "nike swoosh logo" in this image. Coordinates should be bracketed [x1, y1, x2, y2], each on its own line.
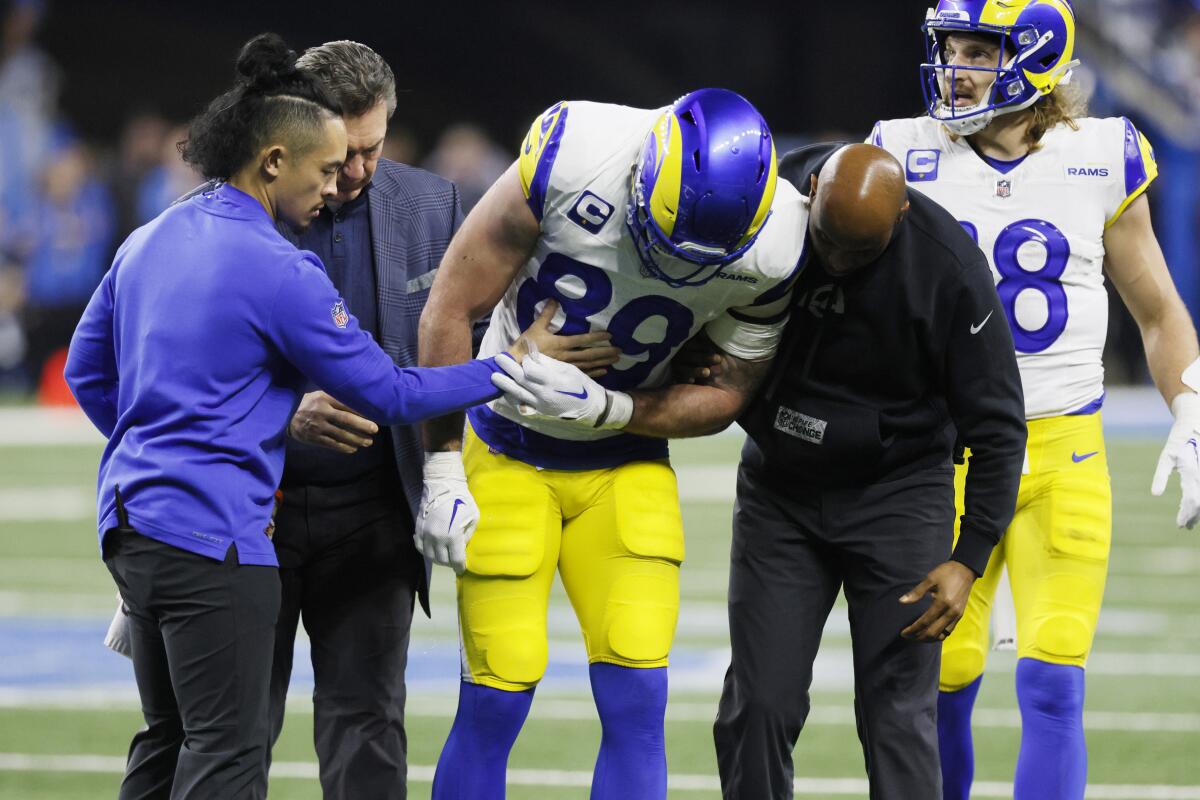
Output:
[1072, 451, 1099, 463]
[557, 387, 588, 399]
[970, 311, 993, 335]
[447, 498, 464, 532]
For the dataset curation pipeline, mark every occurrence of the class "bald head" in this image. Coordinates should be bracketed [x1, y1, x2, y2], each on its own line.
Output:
[808, 144, 909, 275]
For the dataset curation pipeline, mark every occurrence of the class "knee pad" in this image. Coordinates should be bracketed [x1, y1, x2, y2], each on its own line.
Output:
[940, 640, 986, 692]
[599, 571, 679, 665]
[1028, 574, 1101, 664]
[461, 594, 548, 689]
[1031, 613, 1092, 663]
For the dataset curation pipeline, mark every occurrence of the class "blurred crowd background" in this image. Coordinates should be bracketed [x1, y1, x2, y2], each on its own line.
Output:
[0, 0, 1196, 399]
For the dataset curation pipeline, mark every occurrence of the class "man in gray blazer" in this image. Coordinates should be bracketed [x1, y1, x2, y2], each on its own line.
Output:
[263, 41, 457, 799]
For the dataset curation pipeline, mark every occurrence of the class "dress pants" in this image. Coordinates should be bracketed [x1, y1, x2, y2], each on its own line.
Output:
[714, 461, 954, 800]
[104, 526, 280, 800]
[269, 468, 421, 799]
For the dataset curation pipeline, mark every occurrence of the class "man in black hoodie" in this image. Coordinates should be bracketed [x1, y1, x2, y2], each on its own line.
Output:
[710, 144, 1026, 799]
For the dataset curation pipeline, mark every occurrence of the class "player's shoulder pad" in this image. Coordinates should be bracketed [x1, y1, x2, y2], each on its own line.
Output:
[866, 117, 941, 158]
[518, 101, 571, 222]
[1073, 116, 1158, 227]
[746, 175, 808, 287]
[1113, 116, 1158, 223]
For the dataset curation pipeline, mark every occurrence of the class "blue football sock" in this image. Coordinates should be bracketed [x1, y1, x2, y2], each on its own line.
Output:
[589, 663, 668, 800]
[1014, 658, 1087, 800]
[431, 680, 534, 800]
[938, 675, 983, 800]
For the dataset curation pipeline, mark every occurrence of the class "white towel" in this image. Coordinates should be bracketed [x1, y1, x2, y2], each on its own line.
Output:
[991, 566, 1017, 651]
[104, 594, 133, 659]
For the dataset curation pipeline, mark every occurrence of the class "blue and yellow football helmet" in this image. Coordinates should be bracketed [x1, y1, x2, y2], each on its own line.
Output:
[626, 88, 777, 288]
[921, 0, 1079, 135]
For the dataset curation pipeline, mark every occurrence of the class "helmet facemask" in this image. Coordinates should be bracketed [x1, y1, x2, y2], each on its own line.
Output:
[920, 3, 1079, 136]
[625, 89, 777, 289]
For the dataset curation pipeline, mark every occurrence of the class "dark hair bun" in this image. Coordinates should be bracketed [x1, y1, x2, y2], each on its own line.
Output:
[235, 32, 298, 92]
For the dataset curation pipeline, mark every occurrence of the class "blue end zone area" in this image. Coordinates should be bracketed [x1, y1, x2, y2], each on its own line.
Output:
[0, 616, 738, 700]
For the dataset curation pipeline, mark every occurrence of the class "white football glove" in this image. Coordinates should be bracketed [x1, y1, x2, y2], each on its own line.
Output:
[414, 452, 479, 574]
[1151, 392, 1200, 529]
[491, 351, 632, 430]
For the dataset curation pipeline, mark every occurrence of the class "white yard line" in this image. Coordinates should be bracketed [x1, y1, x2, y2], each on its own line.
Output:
[0, 408, 104, 446]
[0, 753, 1196, 797]
[0, 488, 94, 521]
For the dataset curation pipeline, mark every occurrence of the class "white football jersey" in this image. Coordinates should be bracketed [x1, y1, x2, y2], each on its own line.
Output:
[472, 100, 808, 469]
[870, 115, 1157, 419]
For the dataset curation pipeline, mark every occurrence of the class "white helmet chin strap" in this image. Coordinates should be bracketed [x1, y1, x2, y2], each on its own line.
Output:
[936, 99, 997, 135]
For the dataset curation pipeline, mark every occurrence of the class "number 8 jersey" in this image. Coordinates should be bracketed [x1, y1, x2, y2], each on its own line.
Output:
[472, 100, 808, 469]
[869, 115, 1157, 420]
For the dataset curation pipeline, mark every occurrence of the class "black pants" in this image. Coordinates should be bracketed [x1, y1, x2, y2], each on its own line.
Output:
[103, 527, 280, 800]
[714, 462, 954, 800]
[269, 470, 421, 800]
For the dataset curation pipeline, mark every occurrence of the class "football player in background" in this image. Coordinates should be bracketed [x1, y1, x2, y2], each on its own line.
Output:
[416, 89, 807, 798]
[869, 1, 1200, 797]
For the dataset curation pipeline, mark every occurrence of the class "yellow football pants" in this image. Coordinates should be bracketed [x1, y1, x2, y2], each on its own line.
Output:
[940, 413, 1111, 691]
[457, 424, 685, 692]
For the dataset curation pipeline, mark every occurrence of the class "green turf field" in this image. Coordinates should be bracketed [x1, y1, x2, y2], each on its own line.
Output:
[1, 425, 1197, 798]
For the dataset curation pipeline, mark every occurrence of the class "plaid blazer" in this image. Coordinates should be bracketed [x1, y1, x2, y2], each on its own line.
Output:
[310, 161, 465, 612]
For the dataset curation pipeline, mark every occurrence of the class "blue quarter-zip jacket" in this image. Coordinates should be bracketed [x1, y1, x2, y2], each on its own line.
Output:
[65, 183, 502, 566]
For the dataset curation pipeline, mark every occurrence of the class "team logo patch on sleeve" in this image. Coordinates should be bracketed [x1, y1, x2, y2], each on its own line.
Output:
[567, 191, 614, 234]
[331, 301, 349, 329]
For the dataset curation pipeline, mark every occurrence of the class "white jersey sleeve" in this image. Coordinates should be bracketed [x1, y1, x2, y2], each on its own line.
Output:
[702, 180, 806, 361]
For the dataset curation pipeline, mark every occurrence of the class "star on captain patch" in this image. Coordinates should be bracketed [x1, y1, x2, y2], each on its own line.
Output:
[331, 300, 349, 329]
[995, 179, 1012, 198]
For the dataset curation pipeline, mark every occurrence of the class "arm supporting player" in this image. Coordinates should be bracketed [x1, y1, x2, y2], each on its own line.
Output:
[1104, 194, 1200, 527]
[493, 298, 788, 439]
[625, 348, 773, 438]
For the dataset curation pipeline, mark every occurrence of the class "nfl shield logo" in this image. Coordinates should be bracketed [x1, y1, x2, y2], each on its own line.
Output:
[331, 301, 349, 329]
[995, 179, 1012, 198]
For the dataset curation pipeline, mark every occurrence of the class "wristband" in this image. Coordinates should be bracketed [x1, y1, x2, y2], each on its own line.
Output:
[595, 390, 633, 430]
[1182, 357, 1200, 394]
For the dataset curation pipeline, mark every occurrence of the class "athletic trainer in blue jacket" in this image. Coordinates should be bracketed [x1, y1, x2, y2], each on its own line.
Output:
[62, 34, 548, 800]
